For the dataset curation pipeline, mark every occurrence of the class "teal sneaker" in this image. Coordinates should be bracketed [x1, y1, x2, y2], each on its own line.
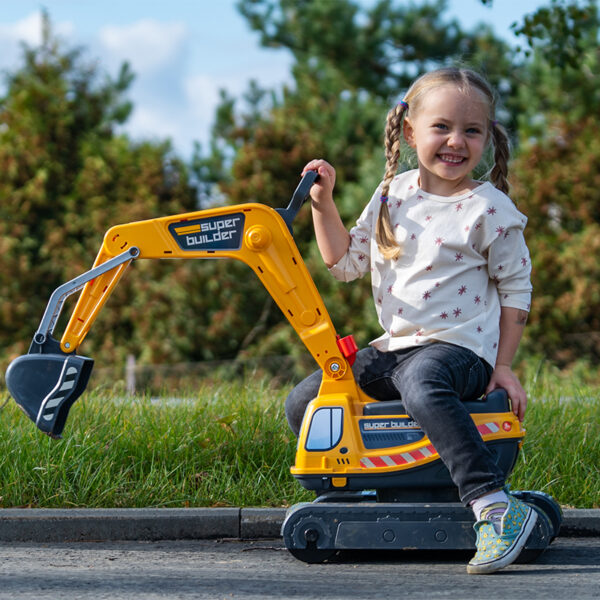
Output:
[467, 493, 538, 574]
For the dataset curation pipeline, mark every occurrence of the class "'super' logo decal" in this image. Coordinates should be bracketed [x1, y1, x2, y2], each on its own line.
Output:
[169, 213, 245, 251]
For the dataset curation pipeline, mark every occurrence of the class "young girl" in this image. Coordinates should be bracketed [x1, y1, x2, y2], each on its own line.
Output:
[286, 67, 536, 574]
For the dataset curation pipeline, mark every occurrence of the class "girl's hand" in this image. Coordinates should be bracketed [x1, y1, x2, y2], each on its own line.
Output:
[486, 365, 527, 422]
[302, 159, 336, 207]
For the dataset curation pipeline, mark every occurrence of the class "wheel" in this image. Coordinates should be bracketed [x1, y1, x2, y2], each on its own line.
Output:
[285, 514, 336, 563]
[515, 547, 546, 564]
[511, 490, 563, 541]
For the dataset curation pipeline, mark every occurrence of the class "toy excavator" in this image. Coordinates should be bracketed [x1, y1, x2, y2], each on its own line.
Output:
[6, 172, 561, 563]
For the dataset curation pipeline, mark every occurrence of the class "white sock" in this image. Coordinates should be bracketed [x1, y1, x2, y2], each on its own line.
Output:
[470, 489, 510, 521]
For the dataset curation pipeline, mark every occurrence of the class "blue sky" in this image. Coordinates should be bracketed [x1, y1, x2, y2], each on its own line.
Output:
[0, 0, 548, 159]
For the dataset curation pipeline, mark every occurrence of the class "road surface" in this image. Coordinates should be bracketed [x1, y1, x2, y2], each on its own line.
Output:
[0, 536, 598, 599]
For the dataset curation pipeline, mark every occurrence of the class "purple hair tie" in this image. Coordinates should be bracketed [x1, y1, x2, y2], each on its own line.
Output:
[380, 195, 389, 203]
[398, 100, 409, 110]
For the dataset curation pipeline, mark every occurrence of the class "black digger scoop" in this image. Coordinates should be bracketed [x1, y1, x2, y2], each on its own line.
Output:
[6, 352, 93, 438]
[5, 249, 136, 437]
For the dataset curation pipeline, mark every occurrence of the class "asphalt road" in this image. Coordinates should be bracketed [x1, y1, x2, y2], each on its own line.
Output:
[0, 536, 598, 599]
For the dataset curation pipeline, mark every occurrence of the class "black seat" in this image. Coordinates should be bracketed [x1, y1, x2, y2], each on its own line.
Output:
[362, 388, 509, 416]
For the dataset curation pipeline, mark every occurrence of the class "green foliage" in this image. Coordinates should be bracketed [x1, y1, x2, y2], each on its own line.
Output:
[511, 1, 599, 139]
[512, 0, 598, 69]
[512, 115, 600, 364]
[0, 17, 289, 372]
[237, 0, 511, 97]
[2, 1, 600, 378]
[0, 18, 201, 369]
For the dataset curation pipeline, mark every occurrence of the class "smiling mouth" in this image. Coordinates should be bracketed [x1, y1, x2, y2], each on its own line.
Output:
[438, 154, 466, 164]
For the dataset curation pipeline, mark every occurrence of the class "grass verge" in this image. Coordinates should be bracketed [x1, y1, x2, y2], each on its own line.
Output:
[0, 366, 597, 508]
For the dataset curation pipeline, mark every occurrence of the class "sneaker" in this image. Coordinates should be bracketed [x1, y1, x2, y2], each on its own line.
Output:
[467, 493, 538, 574]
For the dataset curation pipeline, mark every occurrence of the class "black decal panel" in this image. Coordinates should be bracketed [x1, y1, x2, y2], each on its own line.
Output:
[168, 213, 245, 251]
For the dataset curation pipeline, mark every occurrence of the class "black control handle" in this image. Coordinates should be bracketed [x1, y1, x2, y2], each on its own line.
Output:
[276, 170, 319, 234]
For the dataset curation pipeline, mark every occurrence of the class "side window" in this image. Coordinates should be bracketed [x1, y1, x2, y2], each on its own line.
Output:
[305, 407, 343, 451]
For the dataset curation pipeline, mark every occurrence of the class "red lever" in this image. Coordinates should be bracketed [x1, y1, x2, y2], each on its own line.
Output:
[336, 334, 359, 366]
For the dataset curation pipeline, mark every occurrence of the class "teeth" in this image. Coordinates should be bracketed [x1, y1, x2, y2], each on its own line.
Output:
[440, 155, 464, 163]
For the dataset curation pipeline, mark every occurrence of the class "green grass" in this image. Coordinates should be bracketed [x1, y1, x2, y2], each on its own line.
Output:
[0, 365, 598, 509]
[0, 379, 312, 509]
[509, 361, 600, 508]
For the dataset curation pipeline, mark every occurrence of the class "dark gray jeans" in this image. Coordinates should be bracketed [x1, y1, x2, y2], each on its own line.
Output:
[285, 342, 505, 504]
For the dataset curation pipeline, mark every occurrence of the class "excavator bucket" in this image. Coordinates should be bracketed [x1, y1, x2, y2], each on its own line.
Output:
[6, 352, 93, 438]
[4, 247, 136, 437]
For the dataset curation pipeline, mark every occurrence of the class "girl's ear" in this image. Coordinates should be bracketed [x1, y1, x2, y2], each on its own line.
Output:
[403, 118, 416, 148]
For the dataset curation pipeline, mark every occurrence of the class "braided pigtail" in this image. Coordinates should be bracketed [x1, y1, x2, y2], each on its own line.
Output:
[490, 120, 510, 195]
[376, 100, 408, 260]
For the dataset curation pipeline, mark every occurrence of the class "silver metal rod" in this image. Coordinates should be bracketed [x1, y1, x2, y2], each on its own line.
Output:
[34, 247, 139, 345]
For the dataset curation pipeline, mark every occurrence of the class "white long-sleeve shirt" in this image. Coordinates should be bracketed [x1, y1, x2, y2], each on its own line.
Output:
[329, 170, 532, 367]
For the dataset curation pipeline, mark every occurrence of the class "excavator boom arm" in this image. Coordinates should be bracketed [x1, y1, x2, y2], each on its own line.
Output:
[6, 173, 361, 438]
[63, 198, 354, 384]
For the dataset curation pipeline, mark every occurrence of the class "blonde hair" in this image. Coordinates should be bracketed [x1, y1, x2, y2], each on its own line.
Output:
[376, 67, 510, 260]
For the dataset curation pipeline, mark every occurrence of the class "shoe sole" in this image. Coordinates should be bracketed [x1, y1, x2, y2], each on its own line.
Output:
[467, 506, 538, 575]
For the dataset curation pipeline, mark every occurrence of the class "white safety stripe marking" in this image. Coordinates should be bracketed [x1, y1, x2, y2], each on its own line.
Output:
[45, 396, 64, 409]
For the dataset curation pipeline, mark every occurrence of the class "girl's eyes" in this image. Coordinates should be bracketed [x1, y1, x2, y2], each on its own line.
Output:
[432, 124, 482, 135]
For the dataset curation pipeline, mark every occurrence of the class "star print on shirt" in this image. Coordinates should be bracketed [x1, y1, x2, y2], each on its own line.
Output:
[330, 170, 532, 369]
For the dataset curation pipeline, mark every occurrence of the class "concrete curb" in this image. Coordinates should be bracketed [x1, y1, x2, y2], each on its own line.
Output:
[0, 508, 597, 543]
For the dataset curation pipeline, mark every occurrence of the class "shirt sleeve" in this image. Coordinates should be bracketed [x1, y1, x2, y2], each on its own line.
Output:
[487, 225, 532, 311]
[328, 192, 378, 283]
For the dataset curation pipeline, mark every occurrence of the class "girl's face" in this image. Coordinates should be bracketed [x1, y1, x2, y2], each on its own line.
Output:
[403, 84, 490, 196]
